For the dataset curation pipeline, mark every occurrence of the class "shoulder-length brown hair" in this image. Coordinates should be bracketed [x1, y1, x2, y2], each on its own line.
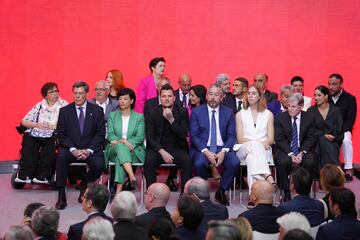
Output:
[107, 69, 125, 92]
[243, 85, 267, 112]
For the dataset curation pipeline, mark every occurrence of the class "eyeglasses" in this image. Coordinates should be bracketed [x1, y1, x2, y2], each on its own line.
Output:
[48, 89, 59, 94]
[95, 88, 108, 92]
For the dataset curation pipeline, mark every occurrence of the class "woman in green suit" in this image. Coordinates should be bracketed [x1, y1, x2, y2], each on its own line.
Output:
[105, 88, 145, 194]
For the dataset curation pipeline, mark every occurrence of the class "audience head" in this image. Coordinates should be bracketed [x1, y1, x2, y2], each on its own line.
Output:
[145, 183, 171, 210]
[290, 167, 312, 195]
[23, 202, 45, 227]
[233, 77, 248, 98]
[94, 80, 110, 103]
[111, 191, 138, 221]
[82, 183, 109, 213]
[160, 84, 176, 108]
[229, 217, 252, 240]
[319, 164, 344, 192]
[184, 176, 210, 200]
[276, 212, 311, 240]
[206, 220, 242, 240]
[171, 194, 204, 230]
[156, 76, 171, 93]
[41, 82, 59, 104]
[189, 85, 207, 107]
[287, 93, 304, 117]
[253, 73, 268, 92]
[31, 206, 59, 238]
[314, 85, 329, 106]
[329, 187, 357, 218]
[3, 225, 35, 240]
[328, 73, 343, 96]
[106, 69, 124, 92]
[284, 229, 313, 240]
[280, 85, 295, 109]
[290, 76, 305, 94]
[82, 217, 115, 240]
[149, 57, 166, 75]
[118, 88, 136, 110]
[206, 83, 223, 109]
[178, 73, 192, 93]
[244, 85, 267, 112]
[148, 218, 179, 240]
[72, 81, 89, 106]
[216, 73, 231, 94]
[250, 180, 274, 205]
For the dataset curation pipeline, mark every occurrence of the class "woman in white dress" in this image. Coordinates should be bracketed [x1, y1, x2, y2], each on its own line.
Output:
[235, 85, 276, 195]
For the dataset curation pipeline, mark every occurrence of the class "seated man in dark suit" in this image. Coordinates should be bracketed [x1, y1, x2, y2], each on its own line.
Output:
[68, 183, 112, 240]
[240, 180, 285, 233]
[267, 84, 294, 118]
[190, 83, 239, 205]
[111, 191, 147, 240]
[144, 84, 192, 192]
[175, 73, 192, 108]
[254, 73, 278, 104]
[55, 81, 106, 209]
[184, 177, 229, 235]
[171, 194, 205, 240]
[316, 187, 360, 240]
[279, 167, 324, 227]
[274, 93, 316, 202]
[135, 183, 173, 229]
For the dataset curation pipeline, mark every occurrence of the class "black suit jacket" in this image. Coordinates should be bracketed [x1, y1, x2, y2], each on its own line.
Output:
[57, 102, 106, 152]
[113, 220, 148, 240]
[275, 110, 316, 155]
[67, 212, 113, 240]
[145, 103, 189, 151]
[222, 92, 237, 114]
[240, 204, 285, 233]
[264, 89, 278, 104]
[316, 214, 360, 240]
[199, 200, 228, 234]
[329, 89, 357, 132]
[175, 89, 190, 108]
[135, 207, 173, 230]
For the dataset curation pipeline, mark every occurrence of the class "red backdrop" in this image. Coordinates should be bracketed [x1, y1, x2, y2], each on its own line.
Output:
[0, 0, 359, 162]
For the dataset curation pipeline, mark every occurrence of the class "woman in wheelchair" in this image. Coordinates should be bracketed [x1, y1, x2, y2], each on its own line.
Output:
[105, 88, 145, 194]
[15, 82, 68, 184]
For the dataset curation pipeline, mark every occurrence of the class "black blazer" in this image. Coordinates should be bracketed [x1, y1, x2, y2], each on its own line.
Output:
[135, 207, 173, 230]
[199, 200, 229, 234]
[264, 89, 278, 104]
[240, 204, 285, 233]
[145, 103, 189, 151]
[175, 89, 190, 107]
[316, 214, 360, 240]
[329, 90, 357, 133]
[275, 110, 316, 155]
[67, 212, 113, 240]
[222, 92, 237, 114]
[113, 220, 148, 240]
[57, 102, 106, 152]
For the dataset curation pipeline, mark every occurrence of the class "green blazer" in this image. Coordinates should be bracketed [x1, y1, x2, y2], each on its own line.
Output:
[105, 110, 145, 165]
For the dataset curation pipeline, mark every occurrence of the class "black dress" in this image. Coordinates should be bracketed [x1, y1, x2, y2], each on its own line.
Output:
[308, 104, 343, 167]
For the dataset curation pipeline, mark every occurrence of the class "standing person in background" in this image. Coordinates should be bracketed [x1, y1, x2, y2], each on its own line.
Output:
[135, 57, 166, 113]
[189, 85, 207, 110]
[232, 77, 248, 113]
[216, 73, 237, 113]
[267, 85, 294, 117]
[175, 73, 192, 108]
[253, 73, 278, 104]
[328, 73, 357, 182]
[291, 76, 312, 111]
[106, 69, 125, 100]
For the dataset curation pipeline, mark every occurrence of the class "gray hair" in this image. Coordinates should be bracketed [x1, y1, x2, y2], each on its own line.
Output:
[31, 206, 59, 237]
[73, 81, 89, 93]
[3, 225, 35, 240]
[276, 212, 311, 234]
[185, 177, 210, 200]
[208, 83, 222, 91]
[280, 85, 295, 94]
[216, 73, 230, 85]
[82, 217, 115, 240]
[111, 191, 138, 221]
[288, 93, 304, 106]
[207, 220, 241, 240]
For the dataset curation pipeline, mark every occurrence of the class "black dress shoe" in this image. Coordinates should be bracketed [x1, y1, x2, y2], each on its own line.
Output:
[345, 173, 353, 182]
[55, 198, 67, 210]
[215, 188, 229, 206]
[166, 177, 178, 192]
[123, 179, 135, 191]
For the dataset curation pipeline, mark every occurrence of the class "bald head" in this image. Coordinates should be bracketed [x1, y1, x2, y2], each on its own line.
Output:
[254, 73, 268, 92]
[184, 177, 210, 200]
[146, 183, 170, 209]
[178, 73, 192, 93]
[95, 80, 110, 103]
[251, 180, 274, 205]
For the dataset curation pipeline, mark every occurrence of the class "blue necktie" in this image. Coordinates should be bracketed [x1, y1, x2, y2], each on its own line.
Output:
[78, 106, 85, 134]
[291, 117, 299, 155]
[210, 110, 217, 153]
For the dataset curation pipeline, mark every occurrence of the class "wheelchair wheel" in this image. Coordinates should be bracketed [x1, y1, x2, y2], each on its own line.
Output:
[11, 172, 26, 189]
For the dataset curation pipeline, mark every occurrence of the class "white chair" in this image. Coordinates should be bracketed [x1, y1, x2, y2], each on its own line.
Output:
[253, 231, 279, 240]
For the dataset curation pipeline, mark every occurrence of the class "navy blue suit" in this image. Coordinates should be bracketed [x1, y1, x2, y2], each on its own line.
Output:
[316, 214, 360, 240]
[176, 227, 205, 240]
[199, 200, 229, 234]
[190, 104, 239, 191]
[240, 204, 285, 233]
[278, 195, 324, 226]
[267, 100, 282, 118]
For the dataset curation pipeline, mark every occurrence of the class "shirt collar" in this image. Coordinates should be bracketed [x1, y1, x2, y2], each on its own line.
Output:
[96, 98, 109, 106]
[207, 104, 219, 113]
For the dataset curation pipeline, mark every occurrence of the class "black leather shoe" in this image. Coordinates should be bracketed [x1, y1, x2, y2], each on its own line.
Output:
[55, 197, 67, 210]
[215, 188, 229, 206]
[345, 173, 353, 182]
[166, 177, 178, 192]
[123, 179, 135, 191]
